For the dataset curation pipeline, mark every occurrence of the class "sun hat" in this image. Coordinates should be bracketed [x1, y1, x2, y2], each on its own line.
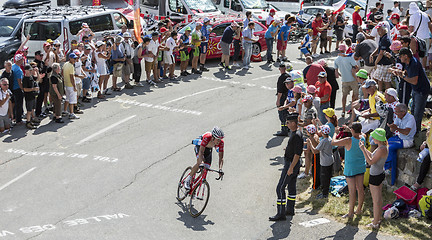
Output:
[320, 125, 331, 135]
[356, 69, 368, 79]
[362, 79, 377, 88]
[318, 71, 327, 77]
[82, 22, 89, 28]
[302, 94, 313, 102]
[306, 124, 317, 134]
[292, 85, 302, 93]
[323, 108, 335, 118]
[371, 128, 387, 142]
[14, 54, 23, 62]
[307, 85, 316, 94]
[390, 40, 402, 51]
[385, 88, 399, 101]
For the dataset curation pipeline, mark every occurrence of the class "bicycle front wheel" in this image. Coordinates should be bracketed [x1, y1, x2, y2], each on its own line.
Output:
[177, 166, 192, 201]
[189, 180, 210, 218]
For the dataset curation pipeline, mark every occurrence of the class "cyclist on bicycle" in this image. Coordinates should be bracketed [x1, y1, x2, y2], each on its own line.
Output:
[185, 126, 225, 189]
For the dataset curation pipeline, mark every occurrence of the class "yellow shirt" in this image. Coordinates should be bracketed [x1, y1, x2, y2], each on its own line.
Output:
[63, 62, 74, 88]
[369, 91, 386, 120]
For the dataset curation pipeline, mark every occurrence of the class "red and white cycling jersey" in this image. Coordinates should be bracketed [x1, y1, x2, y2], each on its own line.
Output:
[200, 132, 224, 152]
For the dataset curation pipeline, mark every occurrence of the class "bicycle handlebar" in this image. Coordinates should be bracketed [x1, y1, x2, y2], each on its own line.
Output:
[198, 165, 224, 180]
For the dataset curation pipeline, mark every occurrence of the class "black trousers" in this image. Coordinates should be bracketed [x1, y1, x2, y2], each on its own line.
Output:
[133, 63, 141, 83]
[330, 88, 337, 109]
[312, 153, 321, 189]
[321, 164, 333, 196]
[398, 78, 412, 106]
[276, 159, 300, 210]
[278, 109, 288, 132]
[352, 25, 359, 43]
[12, 88, 24, 123]
[417, 154, 431, 185]
[233, 39, 241, 62]
[35, 90, 47, 116]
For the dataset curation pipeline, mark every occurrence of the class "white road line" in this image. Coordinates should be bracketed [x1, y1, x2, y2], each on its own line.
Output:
[0, 167, 36, 192]
[162, 86, 227, 105]
[201, 76, 275, 91]
[250, 74, 279, 81]
[299, 218, 330, 227]
[76, 115, 136, 145]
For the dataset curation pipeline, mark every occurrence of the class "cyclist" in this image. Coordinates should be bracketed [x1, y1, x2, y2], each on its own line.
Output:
[185, 127, 225, 189]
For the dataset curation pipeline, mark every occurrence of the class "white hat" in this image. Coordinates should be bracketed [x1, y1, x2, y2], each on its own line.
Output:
[123, 32, 131, 38]
[53, 40, 61, 45]
[203, 17, 210, 23]
[385, 88, 399, 101]
[96, 41, 105, 47]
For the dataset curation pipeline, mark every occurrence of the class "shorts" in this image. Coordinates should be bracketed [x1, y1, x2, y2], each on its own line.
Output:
[122, 61, 133, 76]
[65, 86, 77, 104]
[335, 29, 344, 41]
[372, 64, 392, 83]
[220, 41, 230, 55]
[300, 48, 310, 55]
[82, 77, 91, 91]
[369, 172, 385, 186]
[320, 31, 328, 48]
[97, 63, 108, 76]
[200, 42, 208, 54]
[342, 81, 359, 96]
[25, 99, 35, 112]
[180, 50, 190, 61]
[192, 47, 200, 57]
[113, 63, 123, 78]
[276, 39, 287, 51]
[194, 145, 212, 165]
[76, 82, 82, 98]
[145, 61, 154, 72]
[164, 52, 175, 65]
[0, 115, 11, 128]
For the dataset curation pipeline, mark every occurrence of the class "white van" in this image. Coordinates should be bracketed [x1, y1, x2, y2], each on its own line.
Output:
[141, 0, 223, 23]
[22, 6, 133, 58]
[366, 0, 425, 17]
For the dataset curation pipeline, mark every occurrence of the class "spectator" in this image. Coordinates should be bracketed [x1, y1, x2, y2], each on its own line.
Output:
[76, 22, 95, 42]
[200, 18, 212, 72]
[33, 51, 50, 118]
[132, 41, 143, 85]
[386, 103, 416, 185]
[370, 22, 393, 91]
[164, 33, 178, 81]
[367, 8, 378, 30]
[365, 14, 391, 46]
[95, 41, 111, 97]
[121, 32, 134, 89]
[53, 40, 66, 64]
[265, 20, 279, 64]
[394, 47, 430, 132]
[320, 10, 331, 54]
[334, 11, 347, 51]
[232, 22, 243, 68]
[266, 9, 276, 27]
[72, 50, 85, 114]
[392, 1, 402, 16]
[242, 22, 256, 70]
[299, 29, 312, 58]
[11, 54, 24, 125]
[0, 78, 12, 133]
[277, 17, 295, 61]
[179, 28, 192, 75]
[334, 44, 358, 117]
[411, 136, 431, 191]
[408, 2, 432, 67]
[42, 42, 56, 68]
[304, 61, 325, 86]
[1, 61, 13, 91]
[49, 63, 64, 123]
[244, 11, 252, 27]
[22, 64, 40, 129]
[352, 6, 362, 43]
[359, 128, 388, 229]
[220, 22, 239, 70]
[318, 59, 339, 109]
[275, 63, 290, 136]
[191, 24, 203, 74]
[311, 13, 329, 57]
[81, 45, 95, 102]
[359, 79, 386, 135]
[306, 85, 320, 114]
[315, 71, 332, 124]
[63, 54, 80, 120]
[332, 123, 366, 219]
[389, 13, 401, 41]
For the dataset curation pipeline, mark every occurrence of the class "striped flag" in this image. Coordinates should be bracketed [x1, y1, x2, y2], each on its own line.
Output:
[332, 0, 347, 15]
[300, 0, 304, 10]
[133, 0, 142, 43]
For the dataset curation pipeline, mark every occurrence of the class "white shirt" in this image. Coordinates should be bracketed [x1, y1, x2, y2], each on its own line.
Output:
[122, 40, 134, 58]
[395, 113, 416, 147]
[166, 37, 176, 56]
[74, 59, 82, 84]
[266, 15, 274, 26]
[391, 7, 401, 16]
[83, 54, 93, 78]
[0, 89, 11, 116]
[370, 21, 391, 45]
[145, 39, 159, 62]
[409, 11, 431, 39]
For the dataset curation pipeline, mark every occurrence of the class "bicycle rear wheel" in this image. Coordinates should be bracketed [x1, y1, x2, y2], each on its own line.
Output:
[177, 166, 192, 201]
[189, 180, 210, 218]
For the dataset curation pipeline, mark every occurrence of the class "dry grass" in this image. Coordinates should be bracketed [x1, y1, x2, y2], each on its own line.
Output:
[296, 175, 432, 240]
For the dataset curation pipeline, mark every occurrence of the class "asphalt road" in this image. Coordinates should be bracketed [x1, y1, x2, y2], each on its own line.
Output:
[0, 43, 400, 240]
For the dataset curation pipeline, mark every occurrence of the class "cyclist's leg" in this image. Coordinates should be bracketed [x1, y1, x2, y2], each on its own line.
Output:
[188, 146, 212, 187]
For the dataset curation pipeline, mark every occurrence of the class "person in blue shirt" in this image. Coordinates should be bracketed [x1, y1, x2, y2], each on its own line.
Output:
[277, 16, 296, 62]
[265, 20, 279, 64]
[299, 29, 312, 57]
[11, 55, 24, 124]
[199, 18, 212, 72]
[244, 11, 252, 28]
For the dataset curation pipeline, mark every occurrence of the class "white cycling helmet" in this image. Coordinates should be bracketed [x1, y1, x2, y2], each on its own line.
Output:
[211, 126, 225, 139]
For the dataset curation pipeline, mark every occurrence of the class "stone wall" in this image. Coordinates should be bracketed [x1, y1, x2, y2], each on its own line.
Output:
[384, 148, 432, 191]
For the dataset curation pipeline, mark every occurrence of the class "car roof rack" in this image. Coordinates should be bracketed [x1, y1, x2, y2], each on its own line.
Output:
[23, 5, 116, 20]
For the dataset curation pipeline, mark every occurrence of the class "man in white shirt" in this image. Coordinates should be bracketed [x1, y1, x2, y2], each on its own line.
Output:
[145, 32, 160, 84]
[0, 78, 12, 133]
[121, 32, 134, 89]
[391, 2, 401, 16]
[164, 31, 179, 81]
[73, 49, 85, 114]
[409, 2, 432, 67]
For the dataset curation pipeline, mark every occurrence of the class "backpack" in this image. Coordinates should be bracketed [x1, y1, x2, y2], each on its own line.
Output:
[414, 36, 427, 58]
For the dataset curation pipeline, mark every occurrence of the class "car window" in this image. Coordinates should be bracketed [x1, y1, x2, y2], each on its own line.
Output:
[113, 13, 128, 29]
[141, 0, 158, 7]
[212, 23, 229, 36]
[169, 0, 186, 13]
[25, 21, 61, 40]
[254, 22, 263, 32]
[0, 17, 20, 37]
[69, 14, 114, 35]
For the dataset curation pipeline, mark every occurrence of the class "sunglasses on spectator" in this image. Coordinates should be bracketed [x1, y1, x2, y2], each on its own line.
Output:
[1, 84, 9, 86]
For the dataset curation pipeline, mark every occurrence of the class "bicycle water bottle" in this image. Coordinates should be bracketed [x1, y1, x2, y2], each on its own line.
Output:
[192, 136, 202, 146]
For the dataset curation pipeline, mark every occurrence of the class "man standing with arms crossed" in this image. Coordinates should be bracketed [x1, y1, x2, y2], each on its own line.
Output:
[269, 112, 303, 221]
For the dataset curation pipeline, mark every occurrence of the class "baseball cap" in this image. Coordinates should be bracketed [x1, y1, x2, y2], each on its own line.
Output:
[53, 40, 61, 45]
[160, 27, 168, 33]
[292, 85, 302, 93]
[84, 44, 92, 50]
[390, 40, 402, 51]
[318, 71, 327, 77]
[115, 36, 124, 43]
[354, 5, 362, 10]
[279, 62, 286, 68]
[22, 46, 29, 51]
[302, 94, 313, 102]
[96, 41, 105, 47]
[371, 128, 387, 142]
[46, 39, 53, 44]
[356, 69, 368, 79]
[362, 79, 377, 88]
[123, 32, 131, 38]
[73, 49, 81, 56]
[69, 53, 78, 59]
[376, 21, 387, 29]
[307, 85, 316, 94]
[338, 44, 347, 52]
[375, 14, 384, 21]
[203, 17, 211, 23]
[323, 108, 335, 118]
[185, 26, 192, 31]
[390, 13, 400, 20]
[14, 54, 23, 62]
[270, 9, 276, 13]
[385, 88, 399, 101]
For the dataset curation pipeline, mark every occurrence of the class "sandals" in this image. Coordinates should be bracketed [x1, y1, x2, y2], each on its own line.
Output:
[366, 222, 380, 229]
[97, 94, 105, 99]
[342, 213, 353, 219]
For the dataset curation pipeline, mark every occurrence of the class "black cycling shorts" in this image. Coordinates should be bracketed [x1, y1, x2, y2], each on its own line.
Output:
[194, 145, 212, 165]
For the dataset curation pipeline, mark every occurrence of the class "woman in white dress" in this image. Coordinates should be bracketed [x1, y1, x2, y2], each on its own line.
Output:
[95, 41, 111, 98]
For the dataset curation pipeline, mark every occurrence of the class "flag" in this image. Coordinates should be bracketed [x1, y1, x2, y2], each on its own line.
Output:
[125, 0, 133, 5]
[133, 0, 142, 43]
[92, 0, 101, 6]
[300, 0, 304, 10]
[332, 0, 347, 15]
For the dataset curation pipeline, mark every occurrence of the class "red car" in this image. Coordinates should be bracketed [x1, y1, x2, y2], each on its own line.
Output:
[176, 16, 268, 60]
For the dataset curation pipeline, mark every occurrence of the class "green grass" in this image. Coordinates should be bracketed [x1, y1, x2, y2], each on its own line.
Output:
[296, 176, 432, 240]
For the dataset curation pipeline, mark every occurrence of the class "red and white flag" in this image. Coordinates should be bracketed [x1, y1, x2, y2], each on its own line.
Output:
[300, 0, 304, 10]
[333, 0, 347, 15]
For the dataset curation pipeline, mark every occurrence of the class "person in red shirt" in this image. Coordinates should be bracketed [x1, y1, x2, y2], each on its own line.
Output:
[305, 63, 325, 86]
[315, 71, 332, 124]
[14, 35, 31, 72]
[311, 13, 329, 57]
[352, 6, 363, 43]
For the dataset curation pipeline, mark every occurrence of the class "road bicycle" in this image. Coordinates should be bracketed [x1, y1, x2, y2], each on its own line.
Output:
[176, 164, 224, 217]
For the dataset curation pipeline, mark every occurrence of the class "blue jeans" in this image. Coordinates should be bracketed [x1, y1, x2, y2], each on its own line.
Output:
[243, 41, 253, 67]
[319, 101, 330, 124]
[411, 90, 428, 132]
[385, 136, 404, 185]
[265, 38, 274, 62]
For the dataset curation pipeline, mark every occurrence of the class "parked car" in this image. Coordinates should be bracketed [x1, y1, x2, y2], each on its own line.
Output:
[177, 16, 268, 60]
[323, 0, 366, 18]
